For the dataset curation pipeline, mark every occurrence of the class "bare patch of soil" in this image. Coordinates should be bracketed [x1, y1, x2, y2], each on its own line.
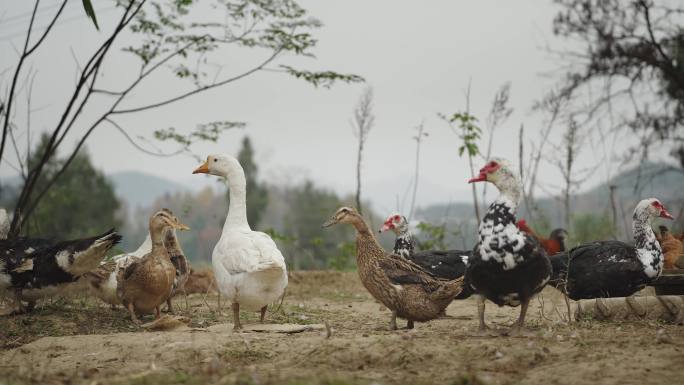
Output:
[1, 271, 683, 385]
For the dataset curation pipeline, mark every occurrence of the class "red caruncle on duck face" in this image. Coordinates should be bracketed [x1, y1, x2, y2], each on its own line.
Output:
[468, 160, 501, 184]
[651, 200, 674, 219]
[379, 214, 402, 233]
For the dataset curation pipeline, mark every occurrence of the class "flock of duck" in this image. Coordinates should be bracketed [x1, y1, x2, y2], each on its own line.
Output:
[0, 154, 676, 336]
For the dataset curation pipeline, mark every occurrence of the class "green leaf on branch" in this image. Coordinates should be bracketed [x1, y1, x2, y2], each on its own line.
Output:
[280, 65, 364, 88]
[82, 0, 99, 30]
[154, 121, 246, 148]
[440, 111, 482, 158]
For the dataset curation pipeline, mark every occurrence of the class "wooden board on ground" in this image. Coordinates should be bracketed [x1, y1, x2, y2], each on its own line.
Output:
[206, 323, 326, 334]
[575, 295, 684, 324]
[650, 269, 684, 295]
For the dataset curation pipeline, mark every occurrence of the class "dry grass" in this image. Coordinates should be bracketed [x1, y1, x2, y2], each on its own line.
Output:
[1, 271, 683, 385]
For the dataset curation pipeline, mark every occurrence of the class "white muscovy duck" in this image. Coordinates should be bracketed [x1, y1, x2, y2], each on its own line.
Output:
[379, 213, 473, 299]
[0, 229, 122, 313]
[549, 198, 672, 301]
[193, 154, 288, 330]
[466, 158, 551, 336]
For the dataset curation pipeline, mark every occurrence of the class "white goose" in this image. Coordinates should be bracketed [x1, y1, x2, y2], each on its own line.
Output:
[193, 154, 288, 330]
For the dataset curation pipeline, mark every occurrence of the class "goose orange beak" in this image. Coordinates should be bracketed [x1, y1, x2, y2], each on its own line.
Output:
[193, 161, 209, 174]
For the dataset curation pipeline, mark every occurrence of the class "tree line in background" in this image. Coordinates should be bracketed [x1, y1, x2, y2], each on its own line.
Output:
[1, 0, 683, 266]
[4, 132, 677, 271]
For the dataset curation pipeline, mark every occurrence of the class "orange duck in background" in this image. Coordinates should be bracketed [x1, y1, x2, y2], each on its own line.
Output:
[516, 219, 568, 256]
[655, 225, 683, 269]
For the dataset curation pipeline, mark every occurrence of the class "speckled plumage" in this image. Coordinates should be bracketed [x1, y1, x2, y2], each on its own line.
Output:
[327, 208, 463, 329]
[117, 211, 185, 323]
[165, 229, 190, 311]
[466, 158, 551, 335]
[549, 198, 670, 300]
[381, 213, 473, 300]
[467, 199, 550, 307]
[0, 229, 121, 312]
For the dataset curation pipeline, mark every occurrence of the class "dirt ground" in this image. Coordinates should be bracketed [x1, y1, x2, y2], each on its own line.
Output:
[1, 271, 683, 385]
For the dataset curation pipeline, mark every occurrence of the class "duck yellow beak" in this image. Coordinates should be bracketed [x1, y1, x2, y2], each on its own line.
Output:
[193, 161, 209, 174]
[175, 222, 191, 231]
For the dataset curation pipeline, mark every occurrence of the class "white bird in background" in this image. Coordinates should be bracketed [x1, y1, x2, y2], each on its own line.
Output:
[193, 154, 288, 330]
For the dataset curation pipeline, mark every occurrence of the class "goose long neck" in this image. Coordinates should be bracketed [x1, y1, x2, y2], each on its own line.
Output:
[224, 167, 251, 231]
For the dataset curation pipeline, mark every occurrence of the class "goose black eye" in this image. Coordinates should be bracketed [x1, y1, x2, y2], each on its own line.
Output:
[213, 159, 217, 162]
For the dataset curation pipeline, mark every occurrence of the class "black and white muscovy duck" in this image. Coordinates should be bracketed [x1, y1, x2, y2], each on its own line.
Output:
[379, 213, 473, 299]
[0, 229, 122, 313]
[379, 213, 416, 258]
[548, 198, 672, 301]
[466, 158, 551, 336]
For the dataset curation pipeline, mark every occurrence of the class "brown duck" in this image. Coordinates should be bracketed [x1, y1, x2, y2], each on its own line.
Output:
[165, 227, 191, 313]
[117, 210, 189, 323]
[322, 207, 463, 329]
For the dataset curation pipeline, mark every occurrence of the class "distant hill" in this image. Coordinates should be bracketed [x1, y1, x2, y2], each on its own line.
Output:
[109, 171, 190, 209]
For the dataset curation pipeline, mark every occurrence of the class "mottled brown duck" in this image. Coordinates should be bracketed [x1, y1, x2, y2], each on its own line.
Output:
[117, 210, 189, 324]
[84, 209, 190, 312]
[165, 227, 190, 313]
[322, 207, 463, 330]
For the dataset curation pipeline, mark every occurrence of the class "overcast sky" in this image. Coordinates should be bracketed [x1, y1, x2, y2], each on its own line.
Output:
[0, 1, 642, 214]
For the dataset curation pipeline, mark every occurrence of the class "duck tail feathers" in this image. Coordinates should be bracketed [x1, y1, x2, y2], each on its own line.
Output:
[93, 228, 123, 248]
[429, 276, 464, 301]
[65, 229, 122, 276]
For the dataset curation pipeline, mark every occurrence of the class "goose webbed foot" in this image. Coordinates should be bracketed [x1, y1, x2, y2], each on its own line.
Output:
[406, 320, 414, 329]
[232, 303, 243, 330]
